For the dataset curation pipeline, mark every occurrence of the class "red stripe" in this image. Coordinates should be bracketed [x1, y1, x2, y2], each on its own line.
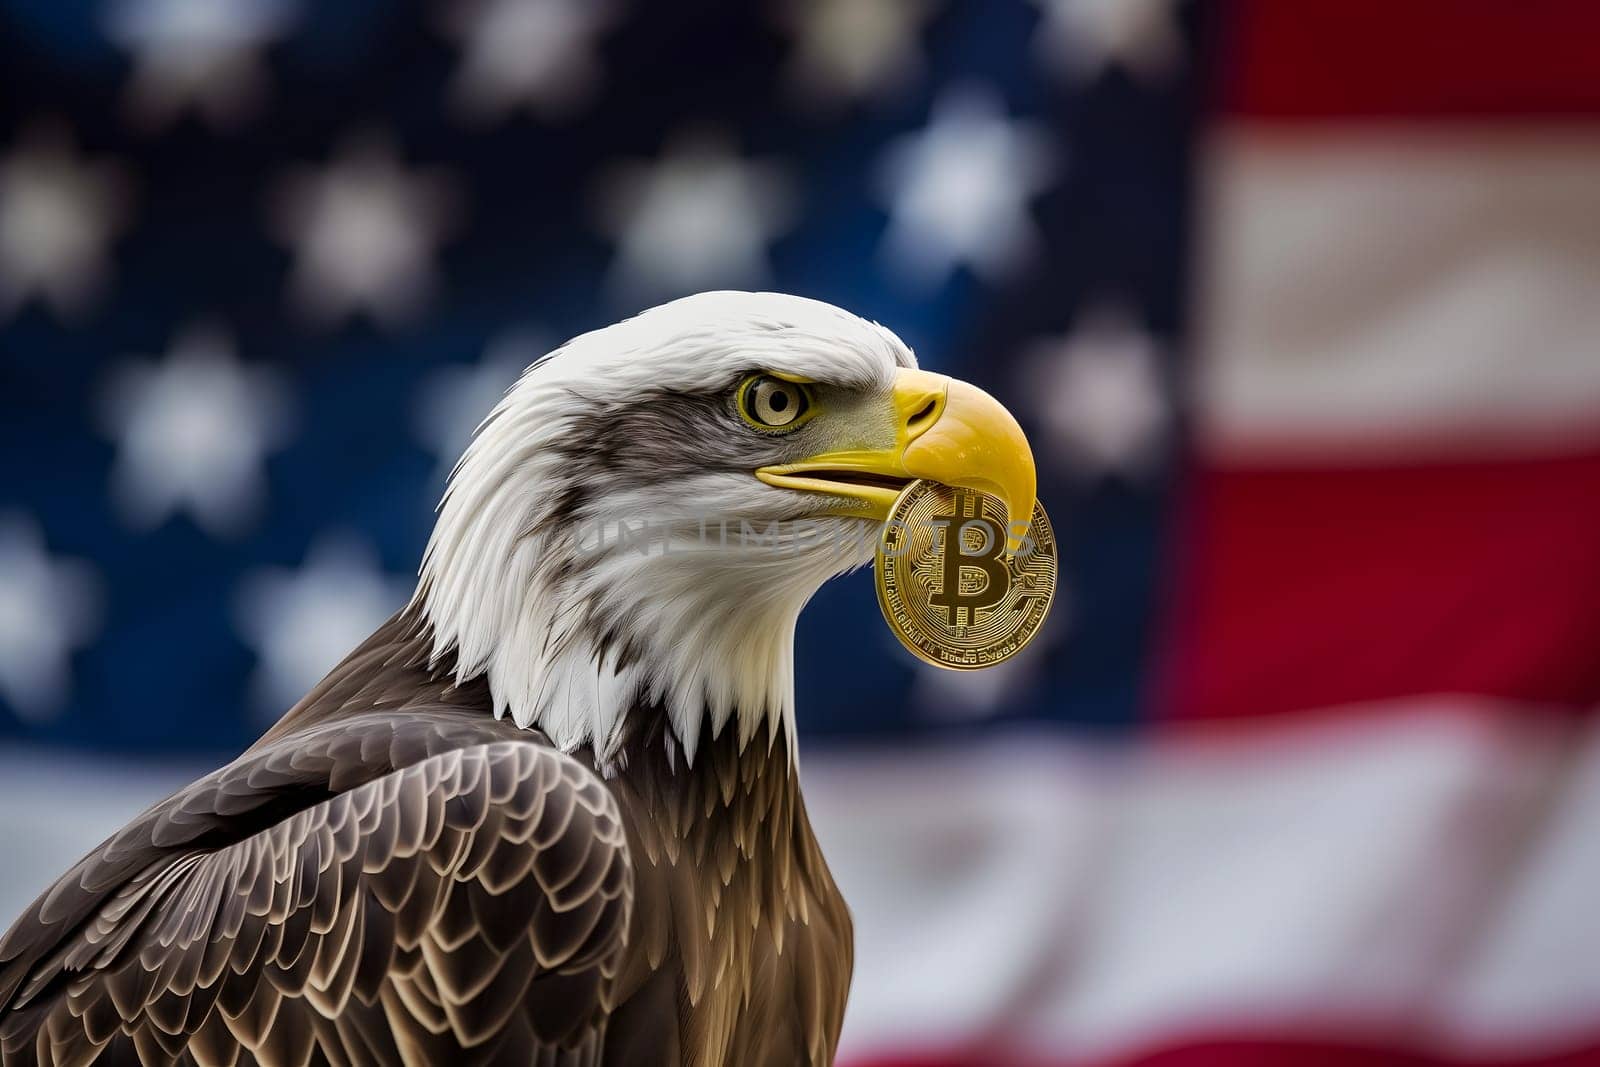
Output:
[849, 1035, 1600, 1067]
[1153, 449, 1600, 722]
[1219, 0, 1600, 120]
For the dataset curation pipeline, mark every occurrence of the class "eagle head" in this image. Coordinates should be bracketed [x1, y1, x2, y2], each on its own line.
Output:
[415, 291, 1034, 766]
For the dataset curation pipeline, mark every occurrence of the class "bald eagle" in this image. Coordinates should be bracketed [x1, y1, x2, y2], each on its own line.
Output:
[0, 292, 1035, 1067]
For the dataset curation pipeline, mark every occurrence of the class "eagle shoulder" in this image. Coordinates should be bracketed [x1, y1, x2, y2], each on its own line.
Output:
[0, 709, 633, 1067]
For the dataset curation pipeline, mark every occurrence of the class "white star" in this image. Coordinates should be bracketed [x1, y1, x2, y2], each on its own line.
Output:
[273, 135, 460, 328]
[100, 323, 293, 536]
[779, 0, 935, 107]
[0, 516, 101, 723]
[442, 0, 618, 123]
[877, 84, 1057, 289]
[596, 129, 796, 301]
[1030, 0, 1184, 84]
[0, 125, 131, 321]
[1020, 306, 1168, 479]
[234, 533, 410, 717]
[103, 0, 301, 130]
[415, 328, 540, 483]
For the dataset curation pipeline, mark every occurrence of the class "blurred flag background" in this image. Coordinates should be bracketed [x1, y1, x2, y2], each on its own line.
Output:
[5, 1, 1600, 1064]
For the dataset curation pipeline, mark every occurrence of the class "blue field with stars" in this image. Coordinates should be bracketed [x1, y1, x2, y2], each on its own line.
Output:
[0, 0, 1194, 756]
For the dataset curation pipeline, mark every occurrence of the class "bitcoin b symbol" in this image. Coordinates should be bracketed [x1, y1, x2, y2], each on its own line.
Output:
[875, 480, 1057, 671]
[928, 491, 1010, 626]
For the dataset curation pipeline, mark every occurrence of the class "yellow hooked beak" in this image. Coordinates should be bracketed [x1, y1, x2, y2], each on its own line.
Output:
[756, 368, 1037, 545]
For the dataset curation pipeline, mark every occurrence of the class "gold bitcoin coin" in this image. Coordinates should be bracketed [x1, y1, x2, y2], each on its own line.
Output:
[875, 479, 1057, 671]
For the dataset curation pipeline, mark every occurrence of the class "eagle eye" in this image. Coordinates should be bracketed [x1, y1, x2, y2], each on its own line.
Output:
[737, 375, 815, 432]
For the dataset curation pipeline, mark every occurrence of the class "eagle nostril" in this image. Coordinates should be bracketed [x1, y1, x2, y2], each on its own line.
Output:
[906, 397, 939, 437]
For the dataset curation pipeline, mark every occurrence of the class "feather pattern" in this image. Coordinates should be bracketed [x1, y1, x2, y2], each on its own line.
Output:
[0, 609, 852, 1067]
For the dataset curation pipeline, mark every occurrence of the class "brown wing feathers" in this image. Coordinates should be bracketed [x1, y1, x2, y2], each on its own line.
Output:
[0, 715, 633, 1067]
[0, 600, 856, 1067]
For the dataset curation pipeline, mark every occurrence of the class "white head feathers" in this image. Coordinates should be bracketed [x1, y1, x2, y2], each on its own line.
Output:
[413, 291, 915, 767]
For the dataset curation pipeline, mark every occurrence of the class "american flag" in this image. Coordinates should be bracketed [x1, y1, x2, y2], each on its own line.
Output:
[4, 1, 1600, 1064]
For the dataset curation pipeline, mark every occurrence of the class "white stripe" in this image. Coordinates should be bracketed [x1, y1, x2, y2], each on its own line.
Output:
[0, 748, 195, 922]
[4, 714, 1597, 1061]
[803, 704, 1600, 1061]
[1195, 129, 1600, 461]
[1446, 714, 1600, 1047]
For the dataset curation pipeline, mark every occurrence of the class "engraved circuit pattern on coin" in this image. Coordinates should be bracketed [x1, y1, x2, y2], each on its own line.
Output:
[875, 479, 1057, 670]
